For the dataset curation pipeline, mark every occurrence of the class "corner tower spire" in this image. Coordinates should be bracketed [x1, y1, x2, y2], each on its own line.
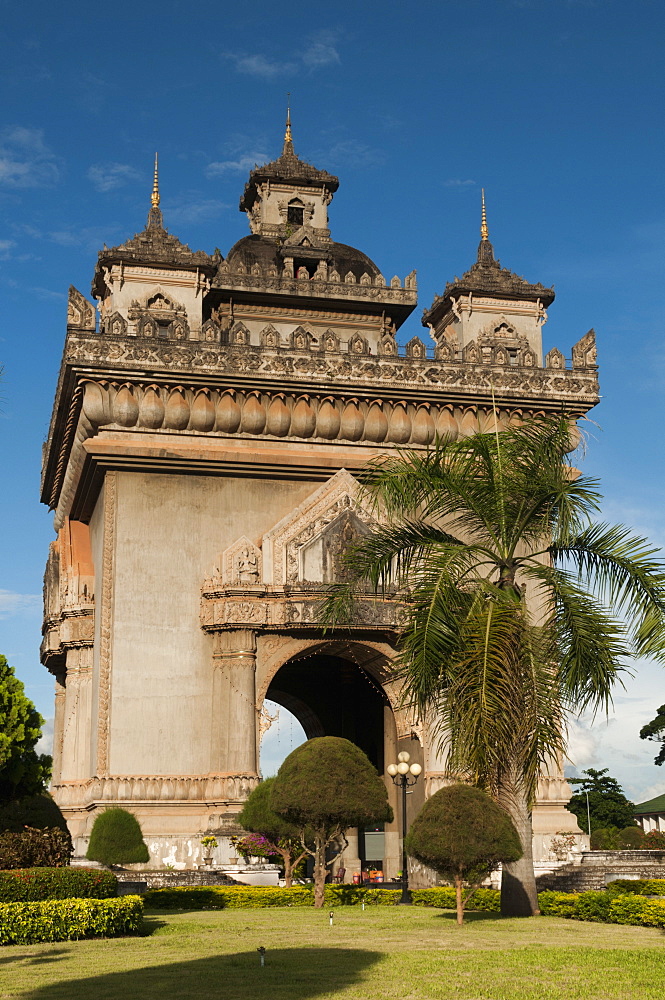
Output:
[147, 152, 163, 230]
[283, 96, 295, 156]
[477, 187, 495, 264]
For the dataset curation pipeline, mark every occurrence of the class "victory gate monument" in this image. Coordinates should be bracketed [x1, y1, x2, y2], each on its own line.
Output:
[40, 117, 599, 874]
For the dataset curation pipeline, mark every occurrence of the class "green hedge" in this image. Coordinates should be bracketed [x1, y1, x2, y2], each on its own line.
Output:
[0, 896, 143, 945]
[606, 879, 665, 897]
[538, 890, 665, 927]
[145, 885, 401, 909]
[0, 867, 117, 903]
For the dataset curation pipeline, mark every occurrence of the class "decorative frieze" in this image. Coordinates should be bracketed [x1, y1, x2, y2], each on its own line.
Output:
[77, 380, 587, 449]
[52, 773, 260, 808]
[200, 592, 403, 630]
[63, 331, 598, 399]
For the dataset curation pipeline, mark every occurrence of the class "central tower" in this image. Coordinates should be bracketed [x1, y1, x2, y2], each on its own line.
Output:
[41, 120, 598, 873]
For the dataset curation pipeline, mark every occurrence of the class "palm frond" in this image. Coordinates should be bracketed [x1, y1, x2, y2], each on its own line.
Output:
[552, 523, 665, 661]
[525, 563, 630, 713]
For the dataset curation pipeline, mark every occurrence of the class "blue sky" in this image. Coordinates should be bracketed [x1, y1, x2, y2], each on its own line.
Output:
[1, 0, 664, 802]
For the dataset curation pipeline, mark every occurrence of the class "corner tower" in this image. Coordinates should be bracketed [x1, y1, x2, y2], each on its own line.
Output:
[424, 191, 556, 367]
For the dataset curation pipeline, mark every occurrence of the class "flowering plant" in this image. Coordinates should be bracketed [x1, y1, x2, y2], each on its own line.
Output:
[200, 836, 218, 851]
[231, 833, 279, 862]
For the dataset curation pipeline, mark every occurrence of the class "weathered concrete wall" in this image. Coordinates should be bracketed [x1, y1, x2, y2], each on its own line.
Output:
[108, 471, 317, 777]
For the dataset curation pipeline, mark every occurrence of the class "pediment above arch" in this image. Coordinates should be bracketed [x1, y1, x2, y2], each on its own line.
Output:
[262, 469, 379, 586]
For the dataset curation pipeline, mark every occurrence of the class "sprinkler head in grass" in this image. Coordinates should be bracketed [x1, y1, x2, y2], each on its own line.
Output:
[257, 946, 266, 967]
[329, 910, 334, 925]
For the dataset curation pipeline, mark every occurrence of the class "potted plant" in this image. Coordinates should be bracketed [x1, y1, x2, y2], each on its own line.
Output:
[200, 835, 218, 866]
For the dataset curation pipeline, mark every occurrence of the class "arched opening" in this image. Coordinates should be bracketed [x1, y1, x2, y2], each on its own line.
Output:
[267, 653, 388, 771]
[262, 650, 405, 879]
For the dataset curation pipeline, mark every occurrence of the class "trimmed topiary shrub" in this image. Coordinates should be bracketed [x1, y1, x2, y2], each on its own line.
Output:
[270, 737, 392, 909]
[0, 895, 142, 945]
[0, 867, 117, 902]
[86, 808, 149, 866]
[0, 827, 72, 869]
[405, 784, 521, 923]
[0, 793, 69, 833]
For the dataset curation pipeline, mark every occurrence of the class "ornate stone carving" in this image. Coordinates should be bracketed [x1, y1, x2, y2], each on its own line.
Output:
[67, 286, 96, 331]
[545, 347, 565, 369]
[264, 470, 376, 586]
[405, 336, 426, 359]
[214, 536, 263, 587]
[572, 329, 597, 368]
[63, 332, 598, 401]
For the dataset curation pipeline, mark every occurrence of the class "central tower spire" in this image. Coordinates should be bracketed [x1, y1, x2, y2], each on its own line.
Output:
[147, 152, 163, 230]
[283, 95, 295, 156]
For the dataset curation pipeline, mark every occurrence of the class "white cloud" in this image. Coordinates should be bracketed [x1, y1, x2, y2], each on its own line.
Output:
[223, 53, 297, 78]
[165, 197, 229, 226]
[443, 178, 476, 187]
[224, 30, 341, 79]
[302, 33, 341, 69]
[564, 658, 665, 802]
[87, 162, 141, 193]
[324, 139, 385, 169]
[0, 127, 61, 187]
[0, 590, 40, 619]
[205, 154, 268, 177]
[35, 717, 54, 756]
[0, 239, 15, 259]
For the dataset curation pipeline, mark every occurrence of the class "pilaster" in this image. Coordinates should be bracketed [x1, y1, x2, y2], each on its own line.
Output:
[211, 629, 259, 776]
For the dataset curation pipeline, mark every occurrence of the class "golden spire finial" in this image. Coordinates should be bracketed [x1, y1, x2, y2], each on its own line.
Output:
[283, 94, 293, 151]
[151, 153, 160, 208]
[480, 187, 489, 241]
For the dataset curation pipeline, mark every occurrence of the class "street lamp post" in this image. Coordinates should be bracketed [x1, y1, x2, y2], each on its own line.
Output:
[387, 751, 422, 904]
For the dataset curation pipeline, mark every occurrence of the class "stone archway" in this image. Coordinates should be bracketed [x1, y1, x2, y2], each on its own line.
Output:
[255, 637, 421, 881]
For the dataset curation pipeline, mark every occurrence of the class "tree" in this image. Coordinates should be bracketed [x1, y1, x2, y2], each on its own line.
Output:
[640, 705, 665, 765]
[237, 777, 308, 887]
[0, 792, 69, 833]
[86, 808, 149, 866]
[321, 415, 665, 916]
[567, 768, 637, 834]
[270, 737, 393, 907]
[405, 784, 522, 924]
[589, 825, 644, 850]
[0, 655, 51, 804]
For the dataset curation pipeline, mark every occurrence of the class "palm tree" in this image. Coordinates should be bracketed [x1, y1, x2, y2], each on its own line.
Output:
[321, 415, 665, 915]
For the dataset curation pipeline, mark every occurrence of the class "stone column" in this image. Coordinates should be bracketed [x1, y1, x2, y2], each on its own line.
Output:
[211, 629, 258, 776]
[51, 672, 66, 785]
[59, 647, 93, 782]
[339, 827, 362, 881]
[383, 704, 401, 879]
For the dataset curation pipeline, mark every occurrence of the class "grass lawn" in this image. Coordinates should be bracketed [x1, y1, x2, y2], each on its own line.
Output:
[3, 906, 665, 1000]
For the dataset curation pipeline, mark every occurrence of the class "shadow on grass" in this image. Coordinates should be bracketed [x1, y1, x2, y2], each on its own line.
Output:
[24, 947, 382, 1000]
[139, 916, 168, 936]
[433, 909, 504, 922]
[0, 948, 71, 966]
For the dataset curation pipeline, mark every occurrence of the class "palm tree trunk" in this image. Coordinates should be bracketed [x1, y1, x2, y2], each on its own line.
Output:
[498, 775, 540, 917]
